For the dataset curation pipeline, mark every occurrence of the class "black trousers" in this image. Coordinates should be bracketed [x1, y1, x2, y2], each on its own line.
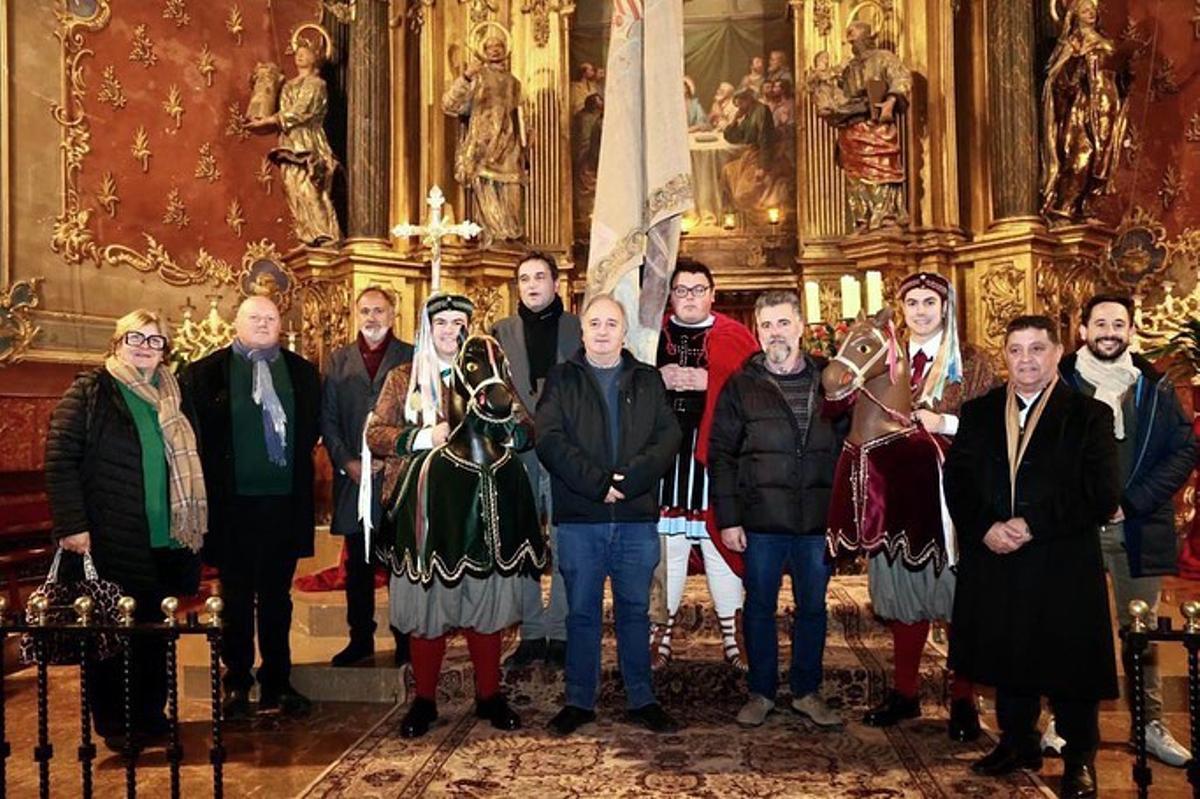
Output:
[996, 687, 1100, 764]
[345, 530, 408, 654]
[219, 496, 298, 695]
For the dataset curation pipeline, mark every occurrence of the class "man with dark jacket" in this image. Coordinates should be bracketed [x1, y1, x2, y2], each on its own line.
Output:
[321, 287, 413, 668]
[708, 289, 845, 729]
[181, 296, 321, 720]
[535, 294, 682, 737]
[1054, 294, 1197, 766]
[946, 316, 1120, 799]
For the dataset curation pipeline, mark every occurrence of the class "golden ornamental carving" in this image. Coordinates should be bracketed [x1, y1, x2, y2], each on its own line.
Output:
[129, 24, 158, 68]
[460, 0, 499, 25]
[50, 192, 99, 267]
[324, 1, 356, 22]
[255, 157, 274, 194]
[1159, 165, 1183, 211]
[1035, 257, 1098, 342]
[226, 5, 245, 45]
[53, 0, 112, 49]
[172, 297, 235, 365]
[405, 0, 435, 34]
[1187, 110, 1200, 143]
[197, 43, 216, 87]
[163, 188, 190, 228]
[300, 279, 350, 362]
[520, 0, 574, 48]
[466, 284, 504, 335]
[1150, 57, 1180, 102]
[103, 236, 236, 288]
[196, 249, 237, 286]
[163, 0, 191, 27]
[131, 125, 152, 171]
[195, 142, 221, 183]
[812, 0, 834, 36]
[1124, 121, 1143, 167]
[96, 65, 127, 109]
[163, 84, 184, 130]
[226, 199, 246, 237]
[97, 171, 119, 217]
[979, 264, 1026, 342]
[224, 103, 250, 140]
[0, 278, 44, 368]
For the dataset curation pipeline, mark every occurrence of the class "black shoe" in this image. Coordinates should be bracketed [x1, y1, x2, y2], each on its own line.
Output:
[393, 631, 411, 667]
[862, 690, 920, 727]
[626, 703, 681, 734]
[331, 638, 375, 667]
[475, 694, 521, 731]
[547, 705, 596, 737]
[401, 697, 438, 738]
[102, 733, 145, 754]
[545, 639, 566, 669]
[221, 688, 255, 722]
[948, 697, 981, 742]
[1061, 761, 1097, 798]
[504, 639, 548, 669]
[138, 713, 171, 740]
[260, 684, 313, 718]
[971, 743, 1043, 777]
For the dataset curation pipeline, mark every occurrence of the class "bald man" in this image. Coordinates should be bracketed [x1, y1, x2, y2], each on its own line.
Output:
[181, 296, 321, 721]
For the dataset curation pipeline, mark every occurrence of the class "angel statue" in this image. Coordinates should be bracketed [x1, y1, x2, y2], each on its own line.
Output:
[1040, 0, 1131, 222]
[248, 23, 343, 246]
[441, 22, 527, 245]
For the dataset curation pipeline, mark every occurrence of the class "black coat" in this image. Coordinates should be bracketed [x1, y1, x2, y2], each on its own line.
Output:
[44, 370, 200, 594]
[707, 353, 845, 536]
[945, 382, 1120, 701]
[1060, 352, 1198, 577]
[535, 349, 682, 524]
[179, 347, 321, 565]
[320, 336, 412, 535]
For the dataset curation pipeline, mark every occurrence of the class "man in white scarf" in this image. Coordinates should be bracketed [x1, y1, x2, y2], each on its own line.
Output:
[1051, 294, 1198, 768]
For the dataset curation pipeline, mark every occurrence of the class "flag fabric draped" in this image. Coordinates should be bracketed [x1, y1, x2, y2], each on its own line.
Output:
[586, 0, 693, 363]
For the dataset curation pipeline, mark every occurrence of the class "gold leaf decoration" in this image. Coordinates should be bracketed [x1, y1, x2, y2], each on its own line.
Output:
[162, 0, 191, 27]
[129, 24, 158, 68]
[195, 142, 221, 183]
[96, 65, 127, 109]
[226, 199, 246, 237]
[226, 5, 245, 46]
[131, 126, 152, 172]
[224, 103, 250, 140]
[163, 84, 184, 130]
[163, 188, 190, 228]
[256, 157, 274, 194]
[0, 278, 44, 368]
[1159, 165, 1184, 211]
[50, 193, 99, 267]
[1187, 110, 1200, 144]
[196, 249, 237, 286]
[197, 43, 216, 87]
[97, 171, 119, 217]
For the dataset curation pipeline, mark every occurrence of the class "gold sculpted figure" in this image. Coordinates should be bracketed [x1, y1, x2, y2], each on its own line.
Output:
[1041, 0, 1130, 221]
[441, 23, 526, 245]
[248, 25, 342, 246]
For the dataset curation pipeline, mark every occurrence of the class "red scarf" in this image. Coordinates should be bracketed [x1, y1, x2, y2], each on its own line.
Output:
[358, 330, 393, 381]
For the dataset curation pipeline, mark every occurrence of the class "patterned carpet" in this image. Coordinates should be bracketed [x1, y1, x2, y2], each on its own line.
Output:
[298, 576, 1053, 798]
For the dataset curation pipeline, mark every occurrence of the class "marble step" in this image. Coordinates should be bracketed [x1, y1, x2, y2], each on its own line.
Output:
[292, 588, 393, 640]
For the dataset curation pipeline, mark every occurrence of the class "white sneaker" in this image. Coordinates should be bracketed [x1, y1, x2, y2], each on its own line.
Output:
[1139, 720, 1192, 768]
[1040, 717, 1065, 756]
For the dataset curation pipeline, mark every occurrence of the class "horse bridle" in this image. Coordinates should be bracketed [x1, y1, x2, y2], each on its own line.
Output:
[827, 326, 892, 402]
[452, 334, 515, 425]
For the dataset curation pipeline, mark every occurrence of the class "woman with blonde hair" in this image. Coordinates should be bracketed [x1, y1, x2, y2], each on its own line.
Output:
[45, 309, 206, 751]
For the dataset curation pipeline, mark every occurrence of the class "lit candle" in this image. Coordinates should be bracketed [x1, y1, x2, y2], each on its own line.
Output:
[767, 207, 781, 225]
[840, 275, 862, 319]
[804, 280, 822, 323]
[722, 211, 737, 230]
[865, 270, 884, 314]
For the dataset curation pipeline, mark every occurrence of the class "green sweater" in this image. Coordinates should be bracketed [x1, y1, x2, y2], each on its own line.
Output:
[230, 353, 295, 495]
[116, 380, 180, 549]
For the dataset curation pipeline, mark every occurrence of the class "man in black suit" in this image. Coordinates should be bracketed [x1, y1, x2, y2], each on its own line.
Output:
[945, 315, 1120, 799]
[181, 296, 322, 720]
[322, 287, 413, 667]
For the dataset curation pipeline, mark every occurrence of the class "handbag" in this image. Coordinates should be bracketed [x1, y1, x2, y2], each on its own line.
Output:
[18, 548, 126, 665]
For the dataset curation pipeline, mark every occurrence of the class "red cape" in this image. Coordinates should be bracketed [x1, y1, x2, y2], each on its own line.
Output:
[669, 312, 759, 576]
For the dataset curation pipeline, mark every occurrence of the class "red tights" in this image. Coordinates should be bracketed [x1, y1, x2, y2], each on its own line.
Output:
[890, 620, 973, 701]
[409, 629, 502, 702]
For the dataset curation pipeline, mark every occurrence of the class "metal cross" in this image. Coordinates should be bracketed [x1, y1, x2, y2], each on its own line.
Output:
[391, 185, 482, 291]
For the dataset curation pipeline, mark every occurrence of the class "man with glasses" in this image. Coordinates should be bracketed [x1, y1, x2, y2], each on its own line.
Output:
[651, 259, 759, 671]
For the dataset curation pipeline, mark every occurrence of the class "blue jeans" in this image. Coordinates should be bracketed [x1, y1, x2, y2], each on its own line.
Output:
[557, 522, 660, 710]
[743, 532, 831, 700]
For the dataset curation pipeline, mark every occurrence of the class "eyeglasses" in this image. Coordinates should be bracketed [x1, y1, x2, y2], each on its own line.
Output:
[671, 285, 711, 299]
[123, 331, 168, 351]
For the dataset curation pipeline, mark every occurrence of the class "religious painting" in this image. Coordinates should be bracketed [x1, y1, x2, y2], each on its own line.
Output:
[570, 0, 796, 240]
[240, 258, 292, 306]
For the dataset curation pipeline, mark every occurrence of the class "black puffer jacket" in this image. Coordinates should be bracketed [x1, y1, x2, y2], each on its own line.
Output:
[44, 369, 200, 594]
[536, 349, 682, 524]
[708, 353, 846, 536]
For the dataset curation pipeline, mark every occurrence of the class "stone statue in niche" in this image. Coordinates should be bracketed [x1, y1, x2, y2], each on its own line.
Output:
[441, 22, 526, 245]
[247, 24, 342, 247]
[1040, 0, 1131, 222]
[808, 21, 912, 232]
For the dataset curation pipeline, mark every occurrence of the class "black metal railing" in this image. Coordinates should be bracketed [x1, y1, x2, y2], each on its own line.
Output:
[0, 593, 226, 799]
[1125, 598, 1200, 799]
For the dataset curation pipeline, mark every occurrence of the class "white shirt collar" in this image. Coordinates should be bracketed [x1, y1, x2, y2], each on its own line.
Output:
[908, 329, 943, 361]
[669, 314, 715, 329]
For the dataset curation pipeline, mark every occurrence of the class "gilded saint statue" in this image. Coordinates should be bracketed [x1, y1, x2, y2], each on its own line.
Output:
[442, 23, 526, 244]
[248, 24, 342, 247]
[1040, 0, 1130, 222]
[809, 21, 912, 231]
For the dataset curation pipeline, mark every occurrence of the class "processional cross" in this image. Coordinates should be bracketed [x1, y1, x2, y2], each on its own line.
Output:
[391, 185, 483, 290]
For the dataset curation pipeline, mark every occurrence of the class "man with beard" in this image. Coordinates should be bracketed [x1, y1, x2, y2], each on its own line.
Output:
[1051, 294, 1196, 767]
[708, 291, 845, 729]
[320, 287, 413, 667]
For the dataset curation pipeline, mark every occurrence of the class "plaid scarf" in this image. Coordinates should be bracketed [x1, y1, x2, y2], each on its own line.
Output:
[104, 356, 207, 552]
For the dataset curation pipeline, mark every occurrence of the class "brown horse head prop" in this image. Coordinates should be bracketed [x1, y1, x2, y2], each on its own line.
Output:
[820, 307, 913, 446]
